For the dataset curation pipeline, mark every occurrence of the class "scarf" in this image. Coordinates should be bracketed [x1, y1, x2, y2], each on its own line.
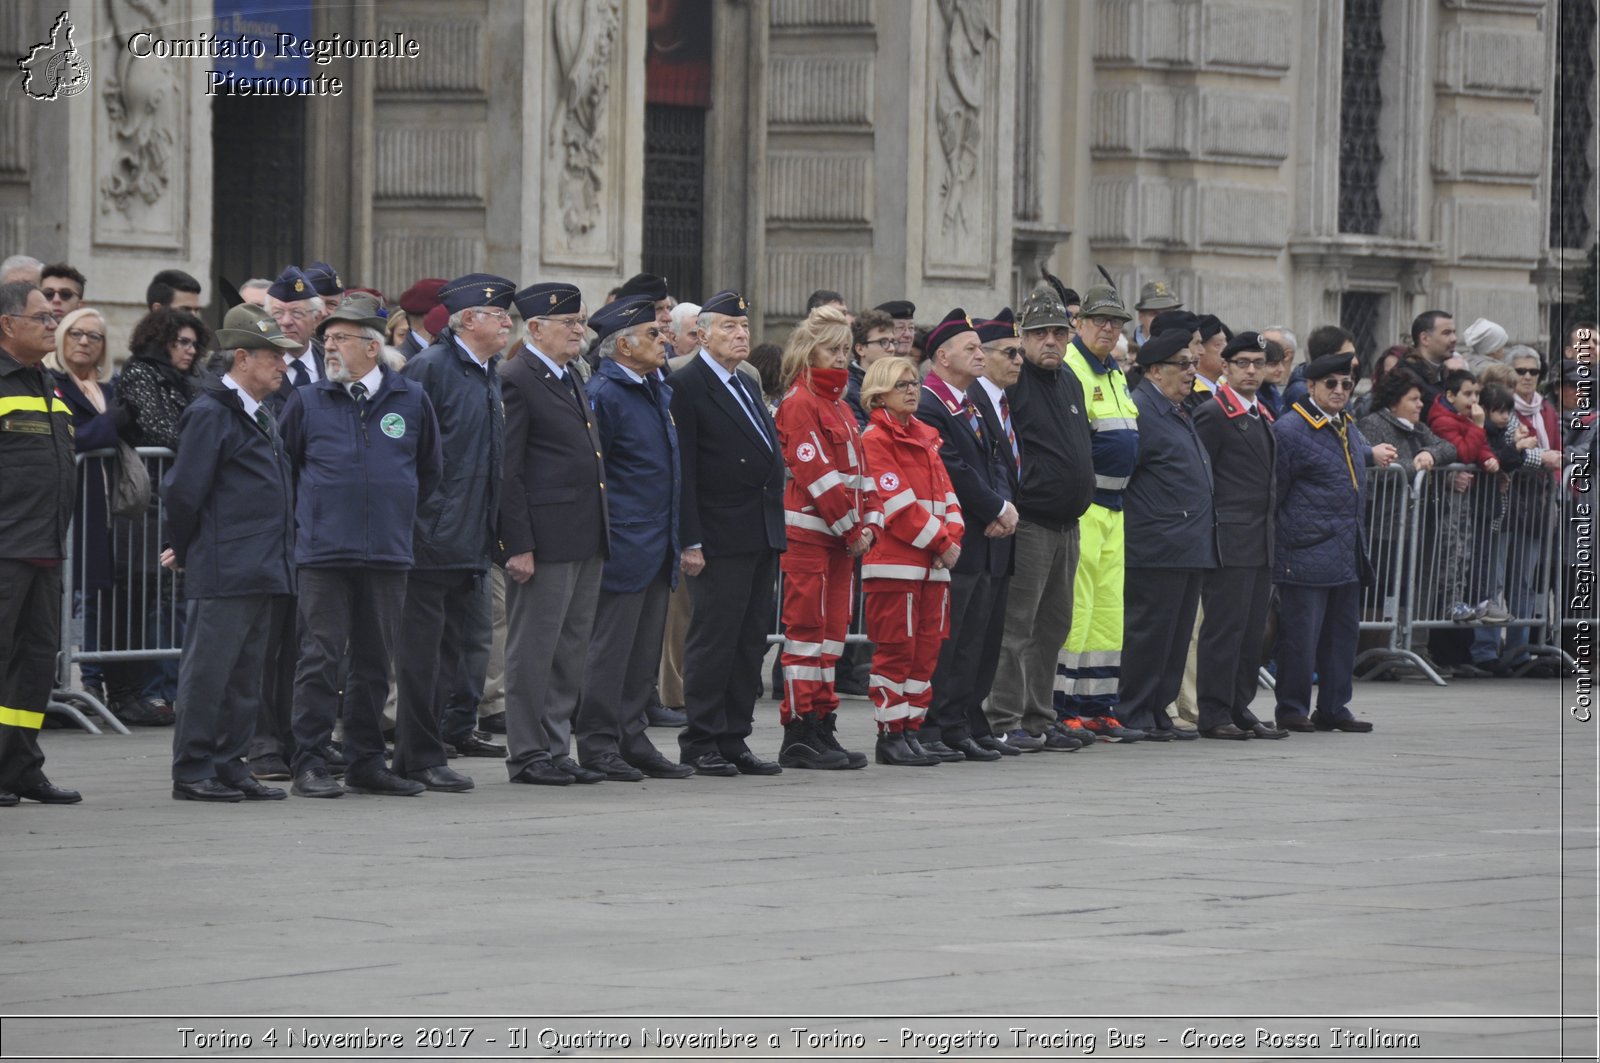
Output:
[1515, 391, 1550, 449]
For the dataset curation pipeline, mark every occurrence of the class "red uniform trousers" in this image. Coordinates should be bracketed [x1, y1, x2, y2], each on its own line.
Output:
[779, 538, 855, 725]
[863, 578, 949, 732]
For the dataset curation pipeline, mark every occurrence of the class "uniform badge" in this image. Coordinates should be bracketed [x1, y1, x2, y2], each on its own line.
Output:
[333, 273, 341, 287]
[549, 293, 558, 306]
[1070, 404, 1080, 414]
[737, 296, 747, 311]
[796, 442, 816, 462]
[1093, 386, 1103, 402]
[380, 413, 407, 438]
[879, 471, 900, 491]
[483, 286, 494, 300]
[293, 279, 305, 293]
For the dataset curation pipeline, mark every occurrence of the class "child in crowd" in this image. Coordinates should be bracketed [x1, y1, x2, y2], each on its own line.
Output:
[1465, 383, 1537, 671]
[1425, 370, 1500, 624]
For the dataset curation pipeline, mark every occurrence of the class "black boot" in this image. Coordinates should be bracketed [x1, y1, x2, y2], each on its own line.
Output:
[876, 730, 935, 766]
[816, 712, 868, 769]
[778, 716, 850, 769]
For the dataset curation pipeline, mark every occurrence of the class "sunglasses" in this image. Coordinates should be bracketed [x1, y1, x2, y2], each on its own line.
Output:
[1514, 367, 1541, 377]
[1320, 377, 1355, 392]
[41, 287, 81, 301]
[1165, 357, 1201, 370]
[988, 345, 1024, 360]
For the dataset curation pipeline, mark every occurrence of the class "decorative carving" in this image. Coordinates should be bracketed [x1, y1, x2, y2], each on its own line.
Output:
[767, 153, 872, 223]
[375, 233, 485, 306]
[769, 56, 873, 127]
[549, 0, 621, 239]
[932, 0, 995, 240]
[376, 19, 484, 94]
[766, 250, 865, 319]
[99, 0, 179, 222]
[374, 126, 486, 202]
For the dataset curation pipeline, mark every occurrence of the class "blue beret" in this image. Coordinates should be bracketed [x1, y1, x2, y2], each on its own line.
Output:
[975, 307, 1018, 344]
[925, 307, 977, 355]
[438, 273, 516, 314]
[267, 266, 315, 303]
[701, 289, 748, 318]
[304, 261, 343, 296]
[617, 272, 669, 302]
[513, 282, 581, 321]
[1135, 328, 1194, 368]
[589, 296, 656, 343]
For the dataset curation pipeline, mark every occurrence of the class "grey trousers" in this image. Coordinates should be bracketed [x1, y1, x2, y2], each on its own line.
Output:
[576, 574, 672, 764]
[172, 594, 276, 785]
[987, 519, 1078, 736]
[503, 554, 603, 777]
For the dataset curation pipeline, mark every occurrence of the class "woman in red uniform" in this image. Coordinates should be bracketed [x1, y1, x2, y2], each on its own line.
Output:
[774, 306, 882, 769]
[859, 356, 963, 765]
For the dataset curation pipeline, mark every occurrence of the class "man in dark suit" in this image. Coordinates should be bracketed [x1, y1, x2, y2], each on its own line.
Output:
[396, 278, 446, 360]
[1193, 333, 1289, 740]
[159, 306, 297, 801]
[499, 282, 611, 786]
[670, 289, 787, 777]
[917, 310, 1020, 761]
[264, 266, 328, 409]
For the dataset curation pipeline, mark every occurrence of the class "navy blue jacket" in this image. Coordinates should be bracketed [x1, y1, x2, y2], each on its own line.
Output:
[916, 379, 1016, 577]
[1125, 378, 1217, 569]
[278, 368, 442, 568]
[1272, 401, 1373, 587]
[160, 377, 294, 599]
[587, 358, 681, 593]
[52, 371, 127, 594]
[401, 330, 504, 572]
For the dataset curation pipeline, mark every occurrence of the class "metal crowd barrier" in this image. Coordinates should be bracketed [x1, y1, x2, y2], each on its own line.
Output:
[49, 447, 180, 733]
[1405, 462, 1573, 676]
[1354, 463, 1447, 684]
[767, 563, 871, 646]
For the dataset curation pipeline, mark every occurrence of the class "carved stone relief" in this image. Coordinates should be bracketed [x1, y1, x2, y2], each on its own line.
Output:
[96, 0, 184, 248]
[925, 0, 998, 279]
[547, 0, 620, 244]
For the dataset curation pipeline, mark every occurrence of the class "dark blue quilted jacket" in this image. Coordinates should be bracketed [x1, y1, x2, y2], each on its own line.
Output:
[1272, 403, 1371, 587]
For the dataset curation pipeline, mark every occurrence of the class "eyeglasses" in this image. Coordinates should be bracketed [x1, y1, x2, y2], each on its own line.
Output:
[66, 328, 105, 345]
[537, 315, 587, 330]
[1165, 357, 1201, 370]
[323, 332, 372, 346]
[272, 306, 314, 322]
[172, 336, 198, 350]
[643, 327, 664, 340]
[892, 322, 916, 335]
[1080, 316, 1121, 331]
[1228, 357, 1266, 370]
[7, 311, 58, 327]
[472, 307, 512, 321]
[863, 337, 897, 351]
[891, 380, 920, 393]
[1514, 367, 1541, 377]
[1320, 377, 1356, 392]
[988, 345, 1024, 361]
[40, 288, 81, 302]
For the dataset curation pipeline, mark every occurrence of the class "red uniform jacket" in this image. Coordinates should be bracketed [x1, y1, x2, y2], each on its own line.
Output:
[776, 368, 883, 548]
[859, 408, 963, 582]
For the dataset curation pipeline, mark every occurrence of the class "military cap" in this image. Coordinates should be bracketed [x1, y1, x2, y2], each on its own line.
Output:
[422, 304, 449, 336]
[398, 278, 447, 316]
[303, 261, 344, 297]
[976, 308, 1019, 345]
[925, 308, 977, 355]
[1262, 337, 1286, 363]
[1135, 280, 1182, 312]
[1222, 331, 1269, 360]
[1019, 288, 1072, 331]
[1078, 284, 1132, 323]
[215, 303, 299, 351]
[875, 299, 916, 320]
[701, 289, 749, 318]
[1135, 328, 1195, 368]
[617, 272, 669, 302]
[315, 292, 387, 338]
[1304, 351, 1359, 380]
[345, 286, 387, 312]
[513, 282, 582, 321]
[1151, 310, 1200, 337]
[267, 266, 315, 303]
[1197, 314, 1229, 342]
[438, 273, 516, 314]
[1059, 287, 1082, 309]
[589, 296, 656, 343]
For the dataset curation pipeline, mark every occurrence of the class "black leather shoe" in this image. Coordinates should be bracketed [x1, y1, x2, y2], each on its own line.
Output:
[478, 710, 507, 734]
[975, 734, 1021, 757]
[646, 703, 688, 728]
[778, 718, 851, 770]
[343, 767, 426, 796]
[0, 790, 17, 806]
[557, 756, 604, 784]
[172, 778, 244, 802]
[902, 731, 936, 763]
[511, 761, 574, 786]
[291, 767, 345, 798]
[1159, 723, 1199, 741]
[627, 750, 694, 779]
[450, 731, 507, 758]
[815, 712, 868, 769]
[914, 735, 964, 762]
[1277, 715, 1317, 733]
[686, 752, 738, 777]
[729, 750, 782, 775]
[876, 731, 935, 766]
[585, 752, 644, 782]
[406, 765, 475, 792]
[249, 753, 292, 781]
[232, 777, 288, 800]
[16, 780, 82, 804]
[1312, 714, 1373, 733]
[1245, 721, 1289, 739]
[1198, 724, 1251, 740]
[951, 736, 1003, 761]
[1140, 727, 1175, 742]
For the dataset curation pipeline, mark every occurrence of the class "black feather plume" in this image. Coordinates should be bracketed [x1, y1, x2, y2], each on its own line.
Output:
[1095, 263, 1117, 290]
[1041, 269, 1070, 306]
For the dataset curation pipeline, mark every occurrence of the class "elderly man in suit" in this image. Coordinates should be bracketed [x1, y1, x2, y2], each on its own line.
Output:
[499, 282, 611, 786]
[670, 289, 787, 776]
[574, 297, 695, 781]
[159, 305, 297, 801]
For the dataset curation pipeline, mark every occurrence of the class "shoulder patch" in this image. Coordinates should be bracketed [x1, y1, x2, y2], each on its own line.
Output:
[879, 471, 900, 492]
[796, 442, 816, 462]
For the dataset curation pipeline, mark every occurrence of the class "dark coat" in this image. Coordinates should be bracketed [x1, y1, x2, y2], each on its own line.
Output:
[845, 360, 868, 428]
[1193, 387, 1276, 568]
[498, 346, 609, 564]
[0, 349, 75, 561]
[51, 371, 127, 593]
[1272, 402, 1373, 587]
[264, 340, 328, 414]
[1006, 356, 1096, 528]
[1125, 377, 1217, 569]
[916, 379, 1016, 577]
[587, 358, 680, 593]
[115, 349, 200, 449]
[278, 368, 442, 568]
[401, 330, 504, 572]
[669, 351, 786, 556]
[398, 332, 426, 360]
[160, 378, 294, 599]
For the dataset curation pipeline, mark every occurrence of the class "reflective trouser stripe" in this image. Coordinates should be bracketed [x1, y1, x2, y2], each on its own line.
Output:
[1056, 503, 1124, 713]
[0, 705, 45, 729]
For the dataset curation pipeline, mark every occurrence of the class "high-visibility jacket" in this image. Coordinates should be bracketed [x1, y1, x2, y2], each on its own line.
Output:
[1062, 337, 1139, 510]
[860, 408, 962, 582]
[776, 368, 882, 548]
[0, 348, 74, 561]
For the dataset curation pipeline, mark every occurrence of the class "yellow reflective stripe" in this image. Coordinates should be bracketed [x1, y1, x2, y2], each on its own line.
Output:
[0, 396, 71, 417]
[0, 705, 45, 730]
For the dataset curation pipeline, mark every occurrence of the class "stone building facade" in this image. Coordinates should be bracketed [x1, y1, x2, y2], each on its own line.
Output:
[2, 0, 1594, 360]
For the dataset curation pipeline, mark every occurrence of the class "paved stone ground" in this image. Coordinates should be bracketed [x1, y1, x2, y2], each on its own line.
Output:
[2, 677, 1596, 1059]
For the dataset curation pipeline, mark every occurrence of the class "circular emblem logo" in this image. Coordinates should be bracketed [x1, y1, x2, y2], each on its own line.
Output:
[380, 413, 406, 438]
[796, 442, 816, 463]
[879, 471, 900, 491]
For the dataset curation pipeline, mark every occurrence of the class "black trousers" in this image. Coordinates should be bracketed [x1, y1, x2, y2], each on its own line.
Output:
[392, 568, 478, 775]
[249, 593, 298, 762]
[1117, 567, 1205, 731]
[926, 569, 1007, 743]
[577, 573, 672, 764]
[1197, 565, 1273, 730]
[0, 561, 61, 790]
[680, 549, 777, 761]
[291, 567, 407, 776]
[173, 594, 276, 784]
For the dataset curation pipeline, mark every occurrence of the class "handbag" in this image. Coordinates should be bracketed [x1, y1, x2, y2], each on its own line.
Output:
[109, 442, 152, 520]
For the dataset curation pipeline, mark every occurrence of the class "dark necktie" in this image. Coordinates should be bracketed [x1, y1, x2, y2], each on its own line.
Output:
[254, 407, 273, 435]
[998, 394, 1021, 475]
[647, 375, 662, 406]
[562, 371, 581, 409]
[288, 358, 309, 388]
[350, 381, 368, 417]
[961, 397, 985, 442]
[731, 376, 771, 448]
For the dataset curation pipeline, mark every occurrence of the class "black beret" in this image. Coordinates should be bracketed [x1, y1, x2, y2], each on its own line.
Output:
[1151, 310, 1199, 337]
[1136, 328, 1195, 368]
[1222, 331, 1269, 360]
[1060, 288, 1081, 308]
[875, 299, 916, 320]
[1304, 351, 1359, 380]
[513, 282, 581, 321]
[975, 307, 1018, 344]
[925, 308, 977, 355]
[1197, 314, 1229, 342]
[617, 272, 669, 302]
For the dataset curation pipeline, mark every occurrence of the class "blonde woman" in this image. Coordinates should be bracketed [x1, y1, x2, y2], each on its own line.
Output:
[773, 306, 882, 769]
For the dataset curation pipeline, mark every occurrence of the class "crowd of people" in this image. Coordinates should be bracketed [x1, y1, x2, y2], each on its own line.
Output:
[0, 249, 1591, 805]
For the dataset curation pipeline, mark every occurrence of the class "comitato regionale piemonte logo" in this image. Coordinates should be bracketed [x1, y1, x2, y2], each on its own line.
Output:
[19, 11, 92, 101]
